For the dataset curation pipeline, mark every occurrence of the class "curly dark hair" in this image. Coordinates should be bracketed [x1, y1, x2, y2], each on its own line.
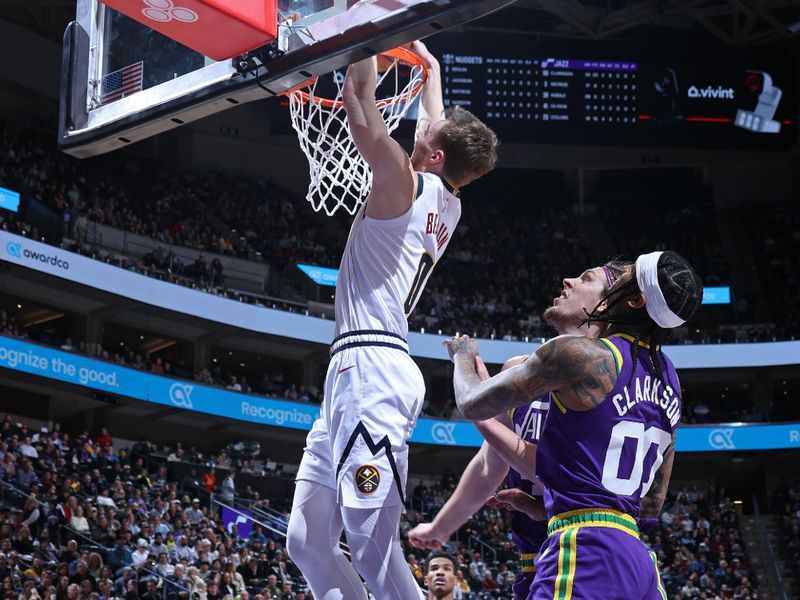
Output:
[583, 251, 703, 388]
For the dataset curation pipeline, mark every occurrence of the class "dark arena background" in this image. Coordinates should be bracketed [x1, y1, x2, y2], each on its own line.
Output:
[1, 1, 800, 599]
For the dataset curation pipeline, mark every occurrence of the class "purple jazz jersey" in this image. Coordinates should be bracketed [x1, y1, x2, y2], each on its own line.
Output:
[507, 397, 550, 600]
[506, 397, 549, 553]
[536, 335, 681, 519]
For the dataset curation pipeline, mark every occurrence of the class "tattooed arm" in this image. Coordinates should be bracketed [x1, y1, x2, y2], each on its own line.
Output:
[640, 431, 676, 518]
[447, 334, 618, 420]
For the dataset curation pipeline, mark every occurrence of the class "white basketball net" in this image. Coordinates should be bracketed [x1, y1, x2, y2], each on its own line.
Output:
[287, 53, 426, 216]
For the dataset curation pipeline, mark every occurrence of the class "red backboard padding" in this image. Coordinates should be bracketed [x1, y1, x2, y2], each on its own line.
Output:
[99, 0, 277, 61]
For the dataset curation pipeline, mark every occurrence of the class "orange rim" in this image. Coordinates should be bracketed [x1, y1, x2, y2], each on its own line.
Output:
[283, 46, 428, 109]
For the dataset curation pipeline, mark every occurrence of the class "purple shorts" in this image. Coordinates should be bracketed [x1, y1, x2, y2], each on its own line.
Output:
[513, 571, 534, 600]
[528, 526, 666, 600]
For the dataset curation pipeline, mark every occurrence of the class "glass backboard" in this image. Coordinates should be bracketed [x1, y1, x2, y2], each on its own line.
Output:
[58, 0, 517, 158]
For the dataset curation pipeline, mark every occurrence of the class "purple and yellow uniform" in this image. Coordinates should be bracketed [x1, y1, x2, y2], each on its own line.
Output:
[529, 335, 678, 600]
[507, 398, 550, 600]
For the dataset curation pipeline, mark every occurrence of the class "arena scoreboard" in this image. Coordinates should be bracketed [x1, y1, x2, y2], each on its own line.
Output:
[426, 35, 796, 150]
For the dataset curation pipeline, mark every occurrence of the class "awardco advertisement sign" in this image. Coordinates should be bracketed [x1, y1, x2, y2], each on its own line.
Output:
[1, 336, 799, 452]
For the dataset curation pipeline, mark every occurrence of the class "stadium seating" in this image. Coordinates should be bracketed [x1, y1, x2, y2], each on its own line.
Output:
[1, 121, 797, 346]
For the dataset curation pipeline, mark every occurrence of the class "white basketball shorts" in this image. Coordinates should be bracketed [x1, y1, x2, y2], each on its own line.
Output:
[296, 333, 425, 509]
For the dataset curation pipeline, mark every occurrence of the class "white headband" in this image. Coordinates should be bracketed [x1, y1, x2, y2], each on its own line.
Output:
[635, 251, 685, 329]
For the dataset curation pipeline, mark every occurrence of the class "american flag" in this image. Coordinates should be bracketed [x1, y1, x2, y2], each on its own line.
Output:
[100, 61, 144, 104]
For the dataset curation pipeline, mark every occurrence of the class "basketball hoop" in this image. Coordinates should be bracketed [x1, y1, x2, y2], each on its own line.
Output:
[284, 46, 428, 216]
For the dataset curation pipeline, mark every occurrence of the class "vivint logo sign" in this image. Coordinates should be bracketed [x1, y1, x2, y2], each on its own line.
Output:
[142, 0, 199, 23]
[5, 242, 70, 270]
[688, 85, 734, 100]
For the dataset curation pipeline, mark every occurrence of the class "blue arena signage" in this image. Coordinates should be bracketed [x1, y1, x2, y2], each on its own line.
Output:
[2, 232, 799, 369]
[0, 187, 20, 213]
[702, 286, 732, 305]
[297, 263, 339, 286]
[1, 336, 799, 451]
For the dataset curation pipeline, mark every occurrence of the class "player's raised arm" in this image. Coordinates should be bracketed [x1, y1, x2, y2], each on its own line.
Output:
[341, 56, 415, 220]
[409, 438, 509, 549]
[410, 41, 445, 130]
[472, 418, 538, 482]
[445, 335, 618, 420]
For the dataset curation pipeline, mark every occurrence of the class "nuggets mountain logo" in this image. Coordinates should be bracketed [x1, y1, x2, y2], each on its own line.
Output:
[355, 464, 380, 494]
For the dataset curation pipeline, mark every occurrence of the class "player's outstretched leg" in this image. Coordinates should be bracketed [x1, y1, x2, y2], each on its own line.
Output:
[286, 480, 368, 600]
[342, 504, 425, 600]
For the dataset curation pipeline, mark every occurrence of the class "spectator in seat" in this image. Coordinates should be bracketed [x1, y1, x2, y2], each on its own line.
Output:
[109, 536, 133, 575]
[78, 579, 93, 600]
[210, 259, 224, 288]
[17, 459, 37, 492]
[192, 254, 208, 280]
[170, 536, 195, 564]
[69, 507, 90, 535]
[496, 562, 515, 594]
[96, 428, 113, 448]
[18, 436, 38, 459]
[69, 562, 94, 588]
[238, 558, 260, 592]
[59, 540, 80, 565]
[262, 575, 279, 599]
[200, 472, 216, 495]
[141, 580, 159, 600]
[219, 473, 235, 504]
[150, 358, 164, 375]
[66, 584, 80, 600]
[247, 526, 266, 547]
[218, 572, 236, 598]
[154, 553, 173, 578]
[407, 554, 424, 588]
[21, 497, 41, 538]
[164, 565, 190, 600]
[278, 581, 294, 600]
[185, 500, 204, 525]
[96, 490, 116, 508]
[181, 470, 201, 493]
[480, 570, 499, 596]
[205, 581, 221, 600]
[150, 533, 168, 559]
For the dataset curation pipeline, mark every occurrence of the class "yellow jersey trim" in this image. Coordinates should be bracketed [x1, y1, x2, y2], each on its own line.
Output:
[549, 507, 637, 524]
[548, 508, 639, 540]
[616, 333, 655, 350]
[519, 552, 537, 574]
[551, 391, 567, 414]
[598, 338, 622, 375]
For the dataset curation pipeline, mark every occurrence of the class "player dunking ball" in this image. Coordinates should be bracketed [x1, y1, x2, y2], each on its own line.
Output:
[285, 42, 498, 600]
[409, 260, 631, 600]
[445, 251, 702, 599]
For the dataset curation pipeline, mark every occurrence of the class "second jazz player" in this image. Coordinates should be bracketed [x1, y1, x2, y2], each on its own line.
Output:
[409, 261, 631, 600]
[285, 42, 499, 600]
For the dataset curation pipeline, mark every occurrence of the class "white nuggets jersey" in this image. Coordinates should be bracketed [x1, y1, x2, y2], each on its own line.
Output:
[335, 172, 462, 337]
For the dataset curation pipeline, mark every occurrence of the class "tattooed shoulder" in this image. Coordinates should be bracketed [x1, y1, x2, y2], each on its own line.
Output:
[535, 336, 619, 411]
